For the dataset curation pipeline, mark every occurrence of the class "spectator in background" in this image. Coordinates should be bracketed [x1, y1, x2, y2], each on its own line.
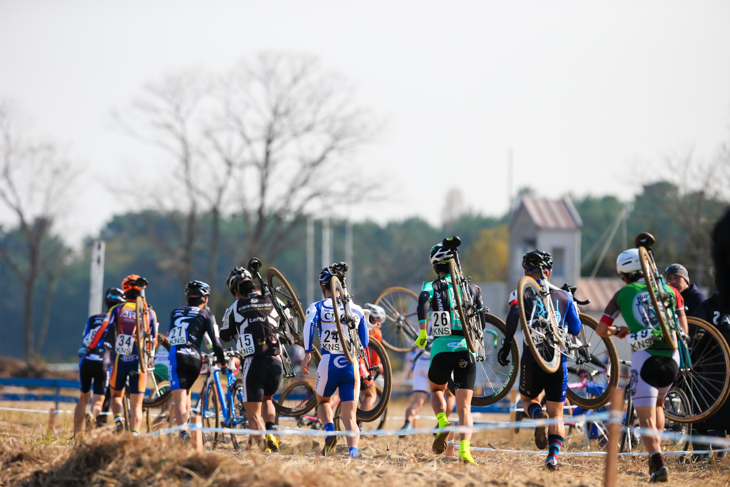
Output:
[691, 282, 730, 459]
[664, 264, 706, 316]
[711, 208, 730, 314]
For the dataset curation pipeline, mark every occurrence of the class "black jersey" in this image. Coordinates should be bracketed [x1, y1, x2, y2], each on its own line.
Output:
[82, 313, 109, 361]
[219, 293, 281, 358]
[168, 306, 226, 366]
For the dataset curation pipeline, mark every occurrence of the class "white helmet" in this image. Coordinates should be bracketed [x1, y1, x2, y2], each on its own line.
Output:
[364, 303, 386, 324]
[616, 249, 642, 274]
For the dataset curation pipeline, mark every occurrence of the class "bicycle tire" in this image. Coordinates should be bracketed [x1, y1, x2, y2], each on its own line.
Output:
[638, 246, 678, 351]
[517, 276, 560, 373]
[230, 378, 249, 451]
[619, 392, 636, 453]
[330, 276, 356, 363]
[663, 388, 692, 451]
[449, 260, 478, 353]
[565, 314, 619, 409]
[356, 338, 392, 422]
[449, 313, 519, 406]
[267, 267, 307, 346]
[274, 379, 317, 417]
[336, 384, 388, 432]
[135, 296, 149, 374]
[192, 382, 220, 446]
[143, 380, 171, 408]
[374, 287, 419, 353]
[665, 316, 730, 423]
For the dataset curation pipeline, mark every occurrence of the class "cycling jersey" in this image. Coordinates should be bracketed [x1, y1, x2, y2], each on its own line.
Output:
[87, 300, 158, 394]
[303, 297, 369, 356]
[416, 275, 484, 359]
[167, 306, 225, 364]
[87, 301, 159, 360]
[600, 280, 684, 358]
[304, 296, 369, 401]
[220, 293, 281, 358]
[410, 349, 431, 393]
[82, 313, 110, 361]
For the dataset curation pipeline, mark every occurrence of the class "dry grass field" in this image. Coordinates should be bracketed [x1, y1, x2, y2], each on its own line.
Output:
[1, 397, 728, 487]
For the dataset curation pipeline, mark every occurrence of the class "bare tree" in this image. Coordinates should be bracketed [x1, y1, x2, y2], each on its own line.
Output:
[221, 53, 378, 261]
[0, 100, 76, 360]
[114, 53, 379, 284]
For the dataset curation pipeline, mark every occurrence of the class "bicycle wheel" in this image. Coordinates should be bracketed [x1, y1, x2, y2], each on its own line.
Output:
[229, 379, 249, 451]
[192, 383, 220, 446]
[267, 267, 306, 345]
[274, 379, 317, 417]
[663, 388, 692, 451]
[517, 276, 560, 373]
[330, 276, 356, 363]
[463, 313, 519, 406]
[356, 338, 392, 422]
[638, 247, 678, 351]
[449, 260, 479, 353]
[374, 287, 419, 353]
[565, 314, 620, 409]
[665, 317, 730, 423]
[336, 384, 388, 432]
[619, 392, 638, 453]
[272, 345, 320, 416]
[143, 380, 171, 408]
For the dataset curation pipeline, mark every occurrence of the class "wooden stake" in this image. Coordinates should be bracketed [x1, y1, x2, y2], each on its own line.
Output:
[509, 389, 518, 445]
[191, 415, 203, 452]
[604, 387, 624, 487]
[48, 407, 56, 430]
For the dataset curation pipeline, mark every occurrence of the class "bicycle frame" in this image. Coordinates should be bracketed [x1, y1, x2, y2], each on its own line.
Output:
[196, 353, 246, 430]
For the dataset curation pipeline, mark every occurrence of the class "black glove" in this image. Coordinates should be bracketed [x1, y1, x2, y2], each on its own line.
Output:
[497, 341, 511, 366]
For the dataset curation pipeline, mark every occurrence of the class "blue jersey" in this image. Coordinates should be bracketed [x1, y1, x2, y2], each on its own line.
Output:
[303, 297, 369, 355]
[81, 313, 109, 362]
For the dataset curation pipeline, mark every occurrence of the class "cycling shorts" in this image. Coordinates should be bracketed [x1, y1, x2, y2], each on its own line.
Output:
[412, 356, 430, 393]
[78, 356, 109, 395]
[428, 350, 476, 391]
[315, 353, 360, 402]
[629, 349, 680, 408]
[109, 355, 145, 394]
[519, 346, 568, 402]
[241, 355, 283, 403]
[169, 346, 202, 391]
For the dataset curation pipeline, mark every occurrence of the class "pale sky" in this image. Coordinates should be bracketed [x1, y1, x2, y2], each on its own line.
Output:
[2, 1, 730, 245]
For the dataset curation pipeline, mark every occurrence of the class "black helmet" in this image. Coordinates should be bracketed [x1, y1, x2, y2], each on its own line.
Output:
[226, 266, 252, 296]
[185, 280, 211, 298]
[318, 262, 348, 287]
[522, 250, 553, 271]
[105, 287, 125, 308]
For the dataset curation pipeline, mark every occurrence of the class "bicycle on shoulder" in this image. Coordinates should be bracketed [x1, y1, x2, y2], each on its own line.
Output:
[436, 237, 520, 406]
[328, 264, 393, 423]
[634, 232, 730, 423]
[245, 257, 321, 417]
[190, 350, 249, 450]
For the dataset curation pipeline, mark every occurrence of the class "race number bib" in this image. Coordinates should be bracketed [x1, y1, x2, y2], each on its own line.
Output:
[83, 326, 100, 347]
[115, 334, 135, 355]
[430, 311, 452, 336]
[168, 326, 187, 347]
[236, 333, 255, 356]
[628, 329, 656, 352]
[321, 329, 343, 353]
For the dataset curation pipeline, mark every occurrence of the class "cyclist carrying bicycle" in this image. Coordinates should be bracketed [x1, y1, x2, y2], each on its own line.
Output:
[597, 248, 688, 483]
[73, 287, 125, 438]
[499, 250, 581, 471]
[302, 262, 369, 458]
[86, 275, 158, 435]
[219, 266, 283, 452]
[168, 280, 226, 441]
[415, 236, 480, 465]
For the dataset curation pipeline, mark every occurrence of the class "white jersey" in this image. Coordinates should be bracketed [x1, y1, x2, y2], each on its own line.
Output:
[303, 297, 368, 356]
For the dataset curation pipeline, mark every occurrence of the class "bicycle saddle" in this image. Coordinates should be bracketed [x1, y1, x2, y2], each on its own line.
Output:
[248, 257, 263, 273]
[635, 232, 655, 249]
[442, 235, 461, 250]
